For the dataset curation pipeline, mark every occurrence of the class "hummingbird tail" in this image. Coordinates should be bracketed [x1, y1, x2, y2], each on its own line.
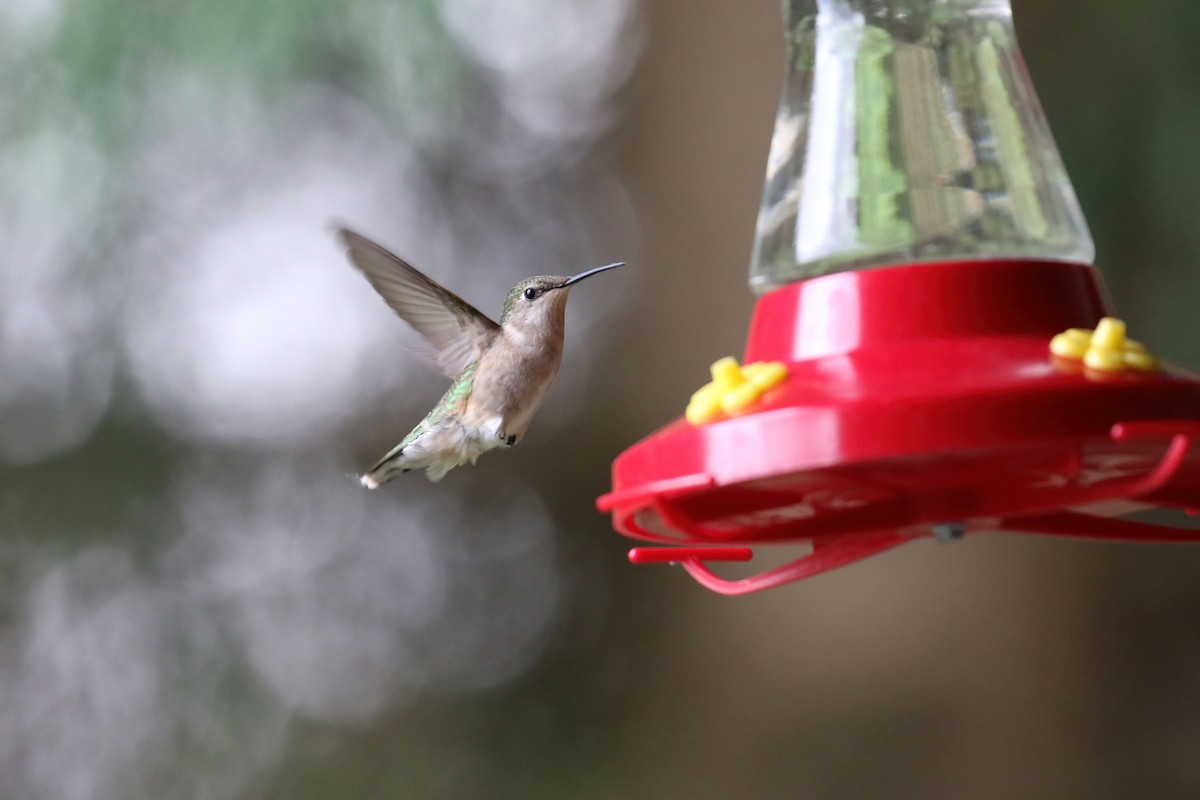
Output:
[361, 459, 456, 487]
[359, 468, 396, 489]
[359, 448, 412, 489]
[360, 443, 465, 487]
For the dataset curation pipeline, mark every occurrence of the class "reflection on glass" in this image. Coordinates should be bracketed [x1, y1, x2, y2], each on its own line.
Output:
[750, 0, 1094, 291]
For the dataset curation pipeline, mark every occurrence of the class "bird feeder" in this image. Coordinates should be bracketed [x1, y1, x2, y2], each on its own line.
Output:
[597, 0, 1200, 594]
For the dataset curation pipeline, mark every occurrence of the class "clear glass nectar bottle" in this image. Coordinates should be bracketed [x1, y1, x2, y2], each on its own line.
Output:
[749, 0, 1095, 293]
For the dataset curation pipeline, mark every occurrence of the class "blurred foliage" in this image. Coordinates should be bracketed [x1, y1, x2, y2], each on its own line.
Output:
[6, 0, 1200, 798]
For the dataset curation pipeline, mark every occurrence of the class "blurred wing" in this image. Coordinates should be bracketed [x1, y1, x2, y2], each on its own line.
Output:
[339, 228, 499, 378]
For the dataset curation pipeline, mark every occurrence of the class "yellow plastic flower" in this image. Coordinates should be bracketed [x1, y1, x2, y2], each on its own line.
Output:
[1049, 317, 1159, 374]
[686, 357, 789, 425]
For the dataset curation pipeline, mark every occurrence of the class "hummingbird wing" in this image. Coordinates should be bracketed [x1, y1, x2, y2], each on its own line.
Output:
[338, 228, 500, 378]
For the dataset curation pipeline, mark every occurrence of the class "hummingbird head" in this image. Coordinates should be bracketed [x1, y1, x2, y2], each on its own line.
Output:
[499, 262, 624, 333]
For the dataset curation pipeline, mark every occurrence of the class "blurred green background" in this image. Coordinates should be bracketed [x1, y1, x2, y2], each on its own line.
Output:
[4, 0, 1200, 797]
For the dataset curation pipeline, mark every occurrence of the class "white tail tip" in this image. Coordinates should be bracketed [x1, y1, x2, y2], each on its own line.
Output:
[360, 473, 380, 490]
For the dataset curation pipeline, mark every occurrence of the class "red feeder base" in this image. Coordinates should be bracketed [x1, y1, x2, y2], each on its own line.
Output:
[597, 260, 1200, 594]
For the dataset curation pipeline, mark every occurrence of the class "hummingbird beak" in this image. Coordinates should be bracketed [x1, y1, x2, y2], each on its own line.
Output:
[559, 261, 625, 288]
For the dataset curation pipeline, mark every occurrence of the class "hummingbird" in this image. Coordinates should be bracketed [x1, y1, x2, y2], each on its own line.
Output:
[338, 228, 624, 488]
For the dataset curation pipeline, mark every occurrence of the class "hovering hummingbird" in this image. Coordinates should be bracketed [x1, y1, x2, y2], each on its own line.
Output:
[338, 228, 624, 488]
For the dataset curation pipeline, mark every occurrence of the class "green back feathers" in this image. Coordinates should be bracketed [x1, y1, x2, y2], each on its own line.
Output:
[400, 360, 480, 448]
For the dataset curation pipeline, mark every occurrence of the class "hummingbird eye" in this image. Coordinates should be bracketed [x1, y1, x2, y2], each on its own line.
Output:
[523, 287, 538, 301]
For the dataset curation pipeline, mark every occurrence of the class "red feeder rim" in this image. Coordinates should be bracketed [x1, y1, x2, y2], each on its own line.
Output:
[597, 259, 1200, 594]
